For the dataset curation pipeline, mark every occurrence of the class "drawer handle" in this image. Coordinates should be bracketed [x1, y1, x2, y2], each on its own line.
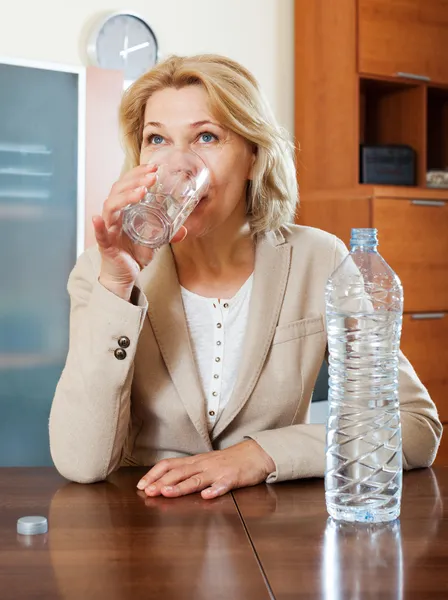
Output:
[396, 71, 431, 82]
[411, 200, 446, 207]
[411, 313, 445, 320]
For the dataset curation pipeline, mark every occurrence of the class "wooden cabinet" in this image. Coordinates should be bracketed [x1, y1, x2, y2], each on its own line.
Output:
[373, 198, 448, 312]
[300, 185, 448, 424]
[294, 0, 358, 192]
[358, 0, 448, 84]
[401, 314, 448, 422]
[295, 1, 448, 424]
[434, 425, 448, 465]
[295, 0, 448, 190]
[301, 193, 448, 314]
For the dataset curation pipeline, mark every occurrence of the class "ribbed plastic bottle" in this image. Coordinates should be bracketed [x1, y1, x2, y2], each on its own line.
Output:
[325, 228, 403, 523]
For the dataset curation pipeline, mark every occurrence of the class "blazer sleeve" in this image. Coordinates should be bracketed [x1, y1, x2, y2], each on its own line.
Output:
[246, 236, 443, 483]
[49, 249, 148, 483]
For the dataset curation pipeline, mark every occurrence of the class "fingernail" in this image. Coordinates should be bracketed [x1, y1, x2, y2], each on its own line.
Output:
[137, 479, 147, 490]
[146, 484, 157, 493]
[163, 486, 174, 492]
[145, 173, 155, 180]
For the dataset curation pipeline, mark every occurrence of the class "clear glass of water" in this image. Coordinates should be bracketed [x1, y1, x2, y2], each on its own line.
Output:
[122, 149, 210, 248]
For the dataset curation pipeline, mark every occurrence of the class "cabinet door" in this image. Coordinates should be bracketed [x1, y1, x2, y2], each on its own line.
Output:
[0, 62, 80, 465]
[401, 314, 448, 423]
[358, 0, 448, 84]
[434, 425, 448, 464]
[372, 197, 448, 313]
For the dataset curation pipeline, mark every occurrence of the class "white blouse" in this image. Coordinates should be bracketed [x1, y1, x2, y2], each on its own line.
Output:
[180, 275, 254, 431]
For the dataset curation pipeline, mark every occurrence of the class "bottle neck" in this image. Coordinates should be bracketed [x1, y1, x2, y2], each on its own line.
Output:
[350, 228, 379, 253]
[351, 244, 378, 253]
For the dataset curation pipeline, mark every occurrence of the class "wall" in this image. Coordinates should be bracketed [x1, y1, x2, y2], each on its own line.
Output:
[0, 0, 295, 467]
[0, 0, 294, 134]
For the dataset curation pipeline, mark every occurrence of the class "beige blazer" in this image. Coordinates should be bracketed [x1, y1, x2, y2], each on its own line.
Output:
[49, 225, 442, 484]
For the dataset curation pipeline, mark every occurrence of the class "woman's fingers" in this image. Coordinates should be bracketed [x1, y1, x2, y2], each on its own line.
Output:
[201, 477, 234, 499]
[137, 461, 233, 499]
[143, 465, 203, 497]
[137, 458, 184, 490]
[103, 169, 157, 227]
[102, 186, 147, 227]
[160, 474, 234, 498]
[171, 225, 188, 244]
[160, 474, 212, 498]
[92, 215, 112, 250]
[110, 165, 157, 196]
[94, 166, 160, 292]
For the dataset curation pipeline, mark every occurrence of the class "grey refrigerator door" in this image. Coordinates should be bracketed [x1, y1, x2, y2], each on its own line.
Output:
[0, 61, 80, 465]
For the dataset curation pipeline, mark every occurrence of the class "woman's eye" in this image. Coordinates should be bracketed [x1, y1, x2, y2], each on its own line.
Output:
[148, 135, 165, 145]
[198, 132, 217, 144]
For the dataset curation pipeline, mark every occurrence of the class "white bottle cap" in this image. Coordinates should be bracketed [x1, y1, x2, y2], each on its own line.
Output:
[17, 516, 48, 535]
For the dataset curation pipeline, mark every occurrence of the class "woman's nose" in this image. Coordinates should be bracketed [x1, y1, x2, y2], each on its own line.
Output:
[168, 148, 194, 172]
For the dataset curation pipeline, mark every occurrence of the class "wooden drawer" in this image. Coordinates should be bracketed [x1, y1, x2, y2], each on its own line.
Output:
[358, 0, 448, 84]
[401, 313, 448, 423]
[373, 198, 448, 312]
[434, 425, 448, 466]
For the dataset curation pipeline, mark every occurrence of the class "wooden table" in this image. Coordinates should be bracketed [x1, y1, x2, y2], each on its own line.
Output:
[0, 468, 270, 600]
[234, 466, 448, 599]
[0, 467, 447, 599]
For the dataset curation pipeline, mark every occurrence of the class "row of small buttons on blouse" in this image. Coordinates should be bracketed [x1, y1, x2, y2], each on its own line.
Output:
[208, 301, 229, 419]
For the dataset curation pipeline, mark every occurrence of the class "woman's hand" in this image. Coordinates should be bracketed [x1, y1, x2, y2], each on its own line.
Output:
[136, 440, 276, 499]
[93, 164, 186, 301]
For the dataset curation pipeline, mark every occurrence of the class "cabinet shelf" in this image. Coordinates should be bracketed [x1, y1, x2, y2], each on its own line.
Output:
[427, 86, 448, 173]
[303, 185, 448, 202]
[359, 77, 425, 186]
[359, 79, 448, 189]
[358, 184, 448, 200]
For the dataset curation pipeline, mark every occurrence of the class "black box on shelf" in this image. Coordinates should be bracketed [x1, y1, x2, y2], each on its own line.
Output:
[360, 144, 416, 186]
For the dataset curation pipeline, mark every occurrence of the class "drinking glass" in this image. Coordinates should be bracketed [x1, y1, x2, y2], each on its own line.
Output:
[122, 149, 209, 248]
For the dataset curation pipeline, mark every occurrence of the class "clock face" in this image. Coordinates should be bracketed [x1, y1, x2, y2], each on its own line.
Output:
[90, 13, 158, 82]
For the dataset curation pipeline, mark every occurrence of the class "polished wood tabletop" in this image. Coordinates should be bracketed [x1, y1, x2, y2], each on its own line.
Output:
[234, 466, 448, 600]
[0, 468, 270, 600]
[1, 467, 447, 599]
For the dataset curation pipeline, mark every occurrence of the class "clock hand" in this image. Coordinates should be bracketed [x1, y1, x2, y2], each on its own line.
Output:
[119, 41, 150, 57]
[122, 33, 129, 62]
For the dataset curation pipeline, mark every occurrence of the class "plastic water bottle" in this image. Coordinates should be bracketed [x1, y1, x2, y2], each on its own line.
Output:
[325, 228, 403, 523]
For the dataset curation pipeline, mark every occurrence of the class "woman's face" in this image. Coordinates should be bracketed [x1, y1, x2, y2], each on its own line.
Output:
[140, 85, 255, 238]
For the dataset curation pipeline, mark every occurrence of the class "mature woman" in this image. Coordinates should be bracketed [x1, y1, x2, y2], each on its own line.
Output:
[50, 54, 442, 499]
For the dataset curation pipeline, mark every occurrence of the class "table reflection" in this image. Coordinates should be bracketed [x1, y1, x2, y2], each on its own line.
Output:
[323, 519, 403, 600]
[321, 468, 443, 600]
[47, 473, 255, 600]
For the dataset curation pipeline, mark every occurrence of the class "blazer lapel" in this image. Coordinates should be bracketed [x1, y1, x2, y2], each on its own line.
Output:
[212, 230, 291, 439]
[137, 246, 212, 451]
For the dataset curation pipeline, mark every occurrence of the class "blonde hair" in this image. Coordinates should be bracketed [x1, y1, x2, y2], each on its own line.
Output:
[119, 54, 298, 235]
